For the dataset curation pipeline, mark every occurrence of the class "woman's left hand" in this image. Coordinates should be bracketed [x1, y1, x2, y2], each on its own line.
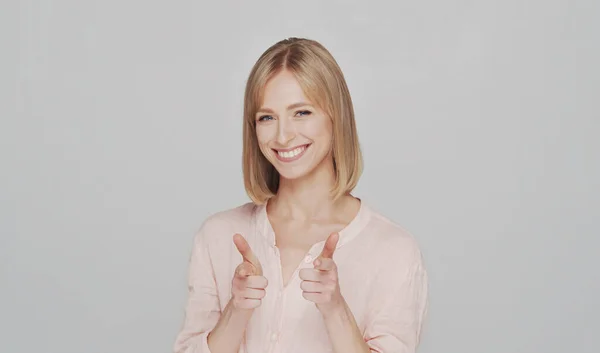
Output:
[299, 232, 345, 316]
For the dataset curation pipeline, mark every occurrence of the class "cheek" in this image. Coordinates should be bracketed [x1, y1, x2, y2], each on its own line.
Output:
[255, 126, 276, 158]
[255, 125, 272, 145]
[304, 117, 332, 143]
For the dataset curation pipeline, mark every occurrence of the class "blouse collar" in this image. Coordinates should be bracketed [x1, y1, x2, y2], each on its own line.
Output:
[253, 198, 372, 251]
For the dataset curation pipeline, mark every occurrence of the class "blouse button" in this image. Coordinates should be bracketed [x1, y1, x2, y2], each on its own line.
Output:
[304, 254, 314, 263]
[270, 332, 279, 341]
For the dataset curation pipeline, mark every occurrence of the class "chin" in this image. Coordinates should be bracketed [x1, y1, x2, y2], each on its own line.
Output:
[271, 159, 319, 182]
[275, 166, 314, 181]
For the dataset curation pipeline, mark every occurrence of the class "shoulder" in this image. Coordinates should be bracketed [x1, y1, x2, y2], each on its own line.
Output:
[362, 205, 425, 267]
[360, 207, 428, 297]
[365, 207, 422, 251]
[194, 202, 258, 244]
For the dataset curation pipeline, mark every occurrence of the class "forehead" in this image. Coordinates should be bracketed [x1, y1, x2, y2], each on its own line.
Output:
[259, 70, 310, 108]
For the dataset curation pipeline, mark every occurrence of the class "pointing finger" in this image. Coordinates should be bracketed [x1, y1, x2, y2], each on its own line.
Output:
[318, 232, 339, 259]
[233, 234, 263, 273]
[233, 233, 253, 260]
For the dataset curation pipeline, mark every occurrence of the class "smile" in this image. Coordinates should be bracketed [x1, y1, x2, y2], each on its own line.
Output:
[273, 144, 310, 162]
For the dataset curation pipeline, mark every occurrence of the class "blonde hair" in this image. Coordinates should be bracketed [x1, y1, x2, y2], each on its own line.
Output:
[242, 37, 363, 204]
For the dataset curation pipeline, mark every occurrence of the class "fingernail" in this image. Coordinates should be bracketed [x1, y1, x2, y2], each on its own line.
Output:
[314, 259, 321, 267]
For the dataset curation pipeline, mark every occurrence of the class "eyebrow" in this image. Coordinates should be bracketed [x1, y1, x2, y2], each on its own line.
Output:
[256, 102, 312, 114]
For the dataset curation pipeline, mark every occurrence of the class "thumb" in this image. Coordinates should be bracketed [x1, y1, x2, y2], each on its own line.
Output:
[233, 234, 262, 273]
[318, 232, 339, 259]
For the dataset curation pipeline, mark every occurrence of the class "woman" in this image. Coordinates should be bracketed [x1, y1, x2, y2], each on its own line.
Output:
[173, 37, 428, 353]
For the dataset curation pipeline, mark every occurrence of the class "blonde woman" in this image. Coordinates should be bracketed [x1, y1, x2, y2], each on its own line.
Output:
[173, 37, 428, 353]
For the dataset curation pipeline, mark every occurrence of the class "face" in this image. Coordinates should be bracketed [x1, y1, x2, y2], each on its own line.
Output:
[255, 70, 333, 181]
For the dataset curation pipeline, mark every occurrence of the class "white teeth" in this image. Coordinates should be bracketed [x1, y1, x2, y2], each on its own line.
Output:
[277, 145, 306, 159]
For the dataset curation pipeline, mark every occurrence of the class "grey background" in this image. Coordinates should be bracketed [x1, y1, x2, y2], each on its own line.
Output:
[2, 1, 598, 353]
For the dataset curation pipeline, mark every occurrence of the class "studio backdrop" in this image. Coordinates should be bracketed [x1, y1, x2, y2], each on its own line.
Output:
[1, 1, 598, 353]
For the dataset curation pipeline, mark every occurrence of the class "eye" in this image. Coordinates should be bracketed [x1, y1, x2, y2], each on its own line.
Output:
[257, 115, 274, 122]
[295, 110, 312, 117]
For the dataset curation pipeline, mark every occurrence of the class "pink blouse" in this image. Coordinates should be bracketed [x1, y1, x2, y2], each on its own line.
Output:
[173, 201, 428, 353]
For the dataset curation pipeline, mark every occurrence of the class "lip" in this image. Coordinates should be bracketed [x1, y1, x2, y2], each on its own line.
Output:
[273, 144, 311, 162]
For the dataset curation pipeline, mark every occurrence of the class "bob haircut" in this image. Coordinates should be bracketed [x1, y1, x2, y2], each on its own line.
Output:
[242, 37, 363, 205]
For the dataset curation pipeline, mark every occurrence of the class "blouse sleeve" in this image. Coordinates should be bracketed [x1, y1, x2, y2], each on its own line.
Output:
[363, 247, 429, 353]
[173, 220, 222, 353]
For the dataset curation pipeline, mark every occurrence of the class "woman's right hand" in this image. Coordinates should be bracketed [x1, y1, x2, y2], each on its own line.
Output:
[231, 234, 268, 310]
[205, 235, 268, 352]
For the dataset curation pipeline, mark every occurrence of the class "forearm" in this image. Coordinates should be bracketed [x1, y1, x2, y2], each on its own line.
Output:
[322, 298, 371, 353]
[207, 299, 254, 353]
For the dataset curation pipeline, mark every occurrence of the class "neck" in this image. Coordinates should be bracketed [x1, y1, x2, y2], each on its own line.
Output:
[269, 157, 343, 221]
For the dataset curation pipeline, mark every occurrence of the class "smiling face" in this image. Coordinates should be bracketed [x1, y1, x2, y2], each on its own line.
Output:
[254, 69, 333, 181]
[242, 38, 363, 204]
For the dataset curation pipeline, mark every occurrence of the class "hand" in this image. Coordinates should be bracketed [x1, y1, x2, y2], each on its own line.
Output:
[231, 234, 268, 310]
[299, 232, 345, 314]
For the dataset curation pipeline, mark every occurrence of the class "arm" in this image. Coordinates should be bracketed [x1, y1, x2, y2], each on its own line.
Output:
[206, 301, 254, 353]
[300, 233, 428, 353]
[320, 298, 371, 353]
[206, 234, 266, 353]
[316, 261, 428, 353]
[173, 222, 222, 353]
[173, 223, 265, 353]
[300, 232, 370, 353]
[320, 256, 428, 353]
[362, 251, 429, 353]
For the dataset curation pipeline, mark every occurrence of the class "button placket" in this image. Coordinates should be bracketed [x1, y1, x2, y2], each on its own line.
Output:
[303, 254, 314, 263]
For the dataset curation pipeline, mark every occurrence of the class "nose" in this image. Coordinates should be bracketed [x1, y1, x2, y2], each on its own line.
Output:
[276, 118, 295, 146]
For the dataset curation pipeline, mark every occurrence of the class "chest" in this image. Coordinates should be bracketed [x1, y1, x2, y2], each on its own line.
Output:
[270, 219, 343, 287]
